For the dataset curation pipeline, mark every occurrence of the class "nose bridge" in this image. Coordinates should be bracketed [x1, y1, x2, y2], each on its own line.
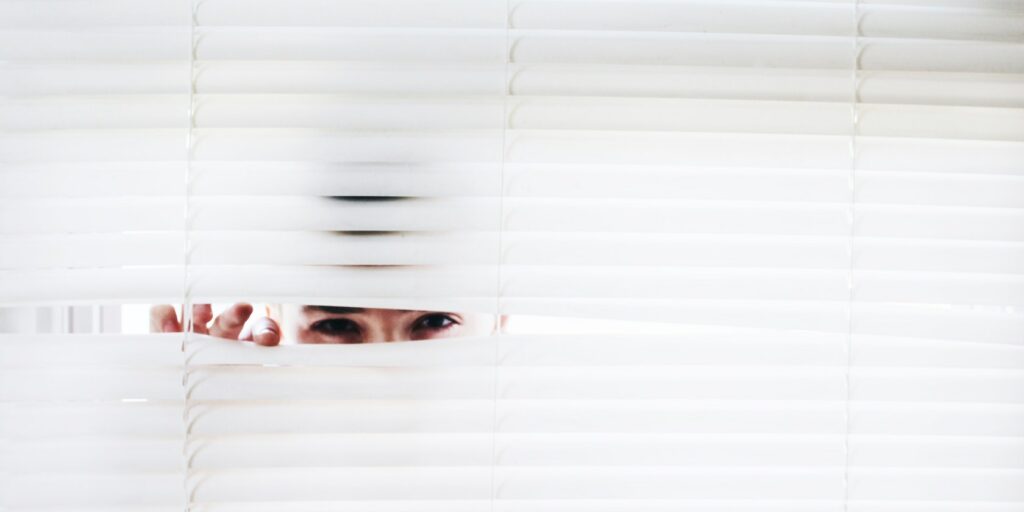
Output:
[362, 315, 404, 343]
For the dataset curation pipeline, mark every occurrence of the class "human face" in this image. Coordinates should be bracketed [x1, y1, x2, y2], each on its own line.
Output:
[277, 305, 499, 344]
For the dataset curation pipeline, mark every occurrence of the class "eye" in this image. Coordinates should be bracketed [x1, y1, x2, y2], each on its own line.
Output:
[309, 318, 361, 335]
[412, 313, 459, 331]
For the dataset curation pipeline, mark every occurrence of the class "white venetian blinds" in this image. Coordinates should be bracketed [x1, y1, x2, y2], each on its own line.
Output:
[3, 0, 1024, 510]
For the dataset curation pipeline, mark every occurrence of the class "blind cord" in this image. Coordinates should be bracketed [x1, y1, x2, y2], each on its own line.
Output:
[181, 0, 199, 509]
[489, 1, 513, 509]
[842, 1, 861, 510]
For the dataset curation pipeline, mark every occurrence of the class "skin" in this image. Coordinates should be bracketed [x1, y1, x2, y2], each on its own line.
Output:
[150, 303, 503, 346]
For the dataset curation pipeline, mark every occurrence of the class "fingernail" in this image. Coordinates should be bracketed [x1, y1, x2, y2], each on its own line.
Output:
[253, 326, 278, 346]
[255, 327, 278, 337]
[162, 320, 177, 332]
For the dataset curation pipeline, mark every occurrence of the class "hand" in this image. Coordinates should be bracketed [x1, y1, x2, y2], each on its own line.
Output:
[149, 303, 281, 346]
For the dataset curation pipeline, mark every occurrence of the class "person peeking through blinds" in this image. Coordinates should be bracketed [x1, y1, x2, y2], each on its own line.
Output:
[149, 303, 504, 346]
[149, 196, 506, 345]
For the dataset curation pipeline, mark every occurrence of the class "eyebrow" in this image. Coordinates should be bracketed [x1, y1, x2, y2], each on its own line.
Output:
[302, 306, 366, 314]
[301, 306, 418, 315]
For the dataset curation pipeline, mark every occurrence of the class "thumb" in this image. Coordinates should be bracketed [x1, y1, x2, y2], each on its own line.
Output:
[149, 304, 181, 333]
[239, 316, 282, 346]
